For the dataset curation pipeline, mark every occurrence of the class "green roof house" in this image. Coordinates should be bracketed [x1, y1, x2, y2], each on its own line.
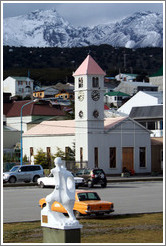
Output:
[104, 91, 130, 108]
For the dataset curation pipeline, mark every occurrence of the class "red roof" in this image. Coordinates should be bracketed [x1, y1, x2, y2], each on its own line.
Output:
[73, 55, 106, 76]
[104, 105, 109, 110]
[3, 101, 65, 117]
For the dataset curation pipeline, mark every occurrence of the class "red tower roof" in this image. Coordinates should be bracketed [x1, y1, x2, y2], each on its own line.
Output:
[73, 55, 106, 76]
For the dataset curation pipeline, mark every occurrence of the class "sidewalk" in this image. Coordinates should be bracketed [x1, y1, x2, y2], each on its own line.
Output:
[107, 175, 163, 183]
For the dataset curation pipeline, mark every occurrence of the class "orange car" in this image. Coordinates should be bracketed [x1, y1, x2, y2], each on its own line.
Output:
[39, 190, 114, 217]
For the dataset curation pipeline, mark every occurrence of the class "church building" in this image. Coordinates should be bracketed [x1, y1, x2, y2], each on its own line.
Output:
[23, 55, 151, 174]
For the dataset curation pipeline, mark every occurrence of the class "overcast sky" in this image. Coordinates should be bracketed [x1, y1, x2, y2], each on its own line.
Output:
[3, 1, 163, 27]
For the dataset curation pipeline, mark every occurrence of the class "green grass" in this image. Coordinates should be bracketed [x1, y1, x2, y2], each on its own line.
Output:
[3, 213, 163, 244]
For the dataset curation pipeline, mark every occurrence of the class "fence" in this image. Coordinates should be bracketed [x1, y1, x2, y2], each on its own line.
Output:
[65, 161, 88, 172]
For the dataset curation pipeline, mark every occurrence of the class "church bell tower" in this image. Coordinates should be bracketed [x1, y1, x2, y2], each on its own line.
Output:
[73, 55, 106, 168]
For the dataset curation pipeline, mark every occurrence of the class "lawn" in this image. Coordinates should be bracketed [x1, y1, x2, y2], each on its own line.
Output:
[3, 213, 163, 244]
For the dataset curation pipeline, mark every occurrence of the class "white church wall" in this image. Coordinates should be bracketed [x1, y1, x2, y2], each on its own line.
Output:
[23, 135, 75, 161]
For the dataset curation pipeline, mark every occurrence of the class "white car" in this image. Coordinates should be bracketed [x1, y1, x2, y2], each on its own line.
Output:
[37, 172, 85, 188]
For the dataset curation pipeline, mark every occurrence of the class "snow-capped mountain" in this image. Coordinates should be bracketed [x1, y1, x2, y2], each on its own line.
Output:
[3, 9, 163, 48]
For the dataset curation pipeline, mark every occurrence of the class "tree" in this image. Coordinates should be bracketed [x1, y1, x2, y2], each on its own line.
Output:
[54, 143, 75, 161]
[34, 149, 52, 169]
[53, 147, 66, 160]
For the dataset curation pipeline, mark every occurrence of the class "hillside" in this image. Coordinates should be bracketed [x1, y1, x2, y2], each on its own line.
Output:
[3, 45, 163, 86]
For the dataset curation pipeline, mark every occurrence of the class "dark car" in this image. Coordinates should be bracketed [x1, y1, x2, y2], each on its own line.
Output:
[75, 168, 107, 188]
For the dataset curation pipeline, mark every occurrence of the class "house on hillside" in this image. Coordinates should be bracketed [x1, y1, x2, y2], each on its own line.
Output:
[129, 105, 163, 137]
[23, 55, 152, 175]
[115, 73, 137, 82]
[104, 91, 130, 108]
[114, 81, 158, 96]
[117, 91, 163, 115]
[55, 90, 74, 100]
[149, 66, 163, 91]
[33, 86, 59, 99]
[3, 76, 34, 99]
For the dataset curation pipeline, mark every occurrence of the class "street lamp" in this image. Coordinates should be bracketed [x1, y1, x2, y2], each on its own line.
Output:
[20, 99, 39, 165]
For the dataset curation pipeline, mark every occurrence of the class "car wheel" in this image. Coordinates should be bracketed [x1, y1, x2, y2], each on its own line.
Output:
[40, 181, 45, 188]
[101, 182, 107, 188]
[87, 180, 93, 188]
[9, 176, 16, 183]
[33, 175, 40, 183]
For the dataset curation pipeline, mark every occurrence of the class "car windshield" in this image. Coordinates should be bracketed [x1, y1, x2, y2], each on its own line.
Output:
[78, 192, 101, 201]
[93, 169, 105, 175]
[9, 166, 19, 172]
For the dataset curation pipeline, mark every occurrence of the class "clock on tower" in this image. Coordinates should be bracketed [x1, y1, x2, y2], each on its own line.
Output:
[73, 54, 106, 168]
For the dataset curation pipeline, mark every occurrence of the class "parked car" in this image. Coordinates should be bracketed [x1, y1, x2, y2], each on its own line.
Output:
[75, 168, 107, 188]
[3, 165, 44, 183]
[39, 190, 114, 217]
[37, 172, 85, 188]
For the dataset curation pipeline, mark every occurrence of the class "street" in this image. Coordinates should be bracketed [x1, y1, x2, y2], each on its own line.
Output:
[3, 181, 163, 223]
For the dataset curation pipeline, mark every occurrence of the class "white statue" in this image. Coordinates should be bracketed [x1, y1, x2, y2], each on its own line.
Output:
[41, 157, 82, 229]
[30, 155, 34, 165]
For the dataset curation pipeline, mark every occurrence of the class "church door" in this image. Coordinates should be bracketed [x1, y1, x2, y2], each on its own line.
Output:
[122, 147, 134, 171]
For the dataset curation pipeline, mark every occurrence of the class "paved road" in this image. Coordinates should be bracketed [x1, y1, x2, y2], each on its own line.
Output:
[3, 181, 163, 223]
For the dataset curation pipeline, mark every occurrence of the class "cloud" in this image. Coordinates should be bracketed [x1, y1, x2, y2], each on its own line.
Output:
[3, 2, 163, 27]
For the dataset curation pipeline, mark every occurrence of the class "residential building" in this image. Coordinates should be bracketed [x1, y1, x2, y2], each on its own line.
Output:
[23, 55, 151, 175]
[3, 100, 66, 132]
[33, 86, 59, 99]
[3, 76, 34, 99]
[3, 125, 20, 153]
[129, 105, 163, 137]
[55, 90, 74, 100]
[114, 81, 158, 96]
[104, 91, 130, 108]
[117, 91, 163, 115]
[149, 66, 163, 91]
[115, 73, 137, 82]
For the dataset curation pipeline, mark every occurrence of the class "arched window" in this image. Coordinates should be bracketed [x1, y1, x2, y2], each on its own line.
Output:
[78, 77, 83, 88]
[92, 77, 99, 88]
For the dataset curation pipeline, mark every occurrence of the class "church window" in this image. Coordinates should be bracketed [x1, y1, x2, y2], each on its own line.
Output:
[78, 77, 83, 88]
[139, 147, 146, 167]
[94, 147, 98, 168]
[92, 77, 99, 88]
[47, 147, 51, 169]
[109, 147, 116, 168]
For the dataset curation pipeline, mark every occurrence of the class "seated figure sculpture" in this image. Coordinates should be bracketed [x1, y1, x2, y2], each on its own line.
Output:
[41, 157, 81, 229]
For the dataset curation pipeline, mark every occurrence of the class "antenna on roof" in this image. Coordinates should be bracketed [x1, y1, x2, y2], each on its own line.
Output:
[28, 70, 30, 78]
[88, 50, 91, 55]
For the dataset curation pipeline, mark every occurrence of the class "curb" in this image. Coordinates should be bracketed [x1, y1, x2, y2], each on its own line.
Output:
[3, 177, 163, 187]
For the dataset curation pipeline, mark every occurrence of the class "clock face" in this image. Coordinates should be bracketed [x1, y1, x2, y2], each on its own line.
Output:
[93, 110, 99, 118]
[79, 111, 83, 118]
[91, 90, 100, 101]
[78, 91, 84, 101]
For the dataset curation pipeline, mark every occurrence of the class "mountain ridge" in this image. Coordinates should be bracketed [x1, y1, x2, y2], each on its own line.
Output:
[3, 9, 163, 48]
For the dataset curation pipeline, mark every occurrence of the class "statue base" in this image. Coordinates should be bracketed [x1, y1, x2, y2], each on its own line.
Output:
[42, 227, 81, 243]
[41, 207, 82, 229]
